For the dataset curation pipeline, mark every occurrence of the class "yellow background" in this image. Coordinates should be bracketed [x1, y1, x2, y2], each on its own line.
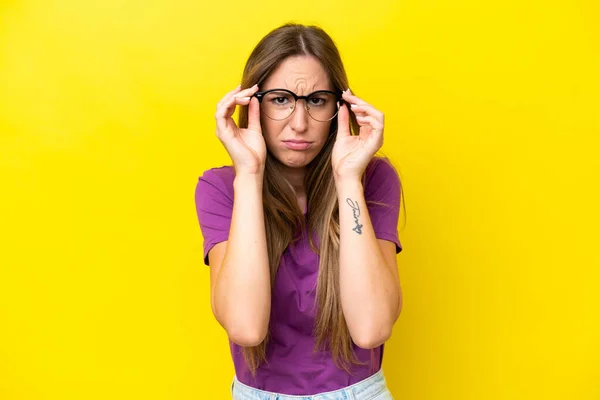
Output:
[1, 0, 599, 399]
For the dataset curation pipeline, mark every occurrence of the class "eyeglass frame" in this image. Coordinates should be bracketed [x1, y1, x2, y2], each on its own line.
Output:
[251, 88, 345, 122]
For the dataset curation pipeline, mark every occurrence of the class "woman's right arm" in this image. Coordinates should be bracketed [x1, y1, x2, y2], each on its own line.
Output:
[208, 172, 270, 347]
[208, 85, 270, 347]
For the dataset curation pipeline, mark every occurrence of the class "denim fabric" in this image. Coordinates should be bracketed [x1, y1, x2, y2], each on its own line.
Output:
[231, 369, 393, 400]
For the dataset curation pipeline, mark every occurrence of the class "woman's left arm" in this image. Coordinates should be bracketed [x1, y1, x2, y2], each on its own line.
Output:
[336, 178, 402, 349]
[333, 90, 402, 349]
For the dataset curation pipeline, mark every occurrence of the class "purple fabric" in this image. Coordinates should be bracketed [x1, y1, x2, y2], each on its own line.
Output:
[194, 156, 402, 395]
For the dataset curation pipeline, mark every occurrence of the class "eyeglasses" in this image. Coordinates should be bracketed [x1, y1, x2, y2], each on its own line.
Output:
[252, 88, 344, 122]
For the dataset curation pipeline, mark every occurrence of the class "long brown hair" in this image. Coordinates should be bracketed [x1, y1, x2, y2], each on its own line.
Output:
[237, 23, 398, 373]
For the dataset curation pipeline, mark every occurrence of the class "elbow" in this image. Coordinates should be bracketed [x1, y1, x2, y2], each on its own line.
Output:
[396, 296, 403, 319]
[350, 299, 401, 349]
[212, 300, 270, 347]
[226, 323, 268, 348]
[351, 325, 393, 349]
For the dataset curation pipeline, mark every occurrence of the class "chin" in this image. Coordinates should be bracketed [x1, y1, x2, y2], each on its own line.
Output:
[277, 151, 318, 169]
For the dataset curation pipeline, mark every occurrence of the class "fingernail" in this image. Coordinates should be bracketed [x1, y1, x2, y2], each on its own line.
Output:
[347, 88, 351, 93]
[350, 104, 357, 108]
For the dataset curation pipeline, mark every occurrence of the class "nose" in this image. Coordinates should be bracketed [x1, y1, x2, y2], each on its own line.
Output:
[289, 99, 309, 133]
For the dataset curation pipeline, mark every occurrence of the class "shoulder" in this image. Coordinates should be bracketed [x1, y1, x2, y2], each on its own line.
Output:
[195, 165, 235, 203]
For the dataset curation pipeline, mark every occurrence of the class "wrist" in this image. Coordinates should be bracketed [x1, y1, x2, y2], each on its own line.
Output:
[335, 175, 363, 191]
[333, 167, 364, 186]
[234, 171, 264, 190]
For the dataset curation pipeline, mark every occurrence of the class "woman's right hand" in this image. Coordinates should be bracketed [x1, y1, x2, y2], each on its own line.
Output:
[214, 84, 266, 175]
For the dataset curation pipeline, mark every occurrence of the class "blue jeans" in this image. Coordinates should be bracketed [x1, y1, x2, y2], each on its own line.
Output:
[231, 369, 394, 400]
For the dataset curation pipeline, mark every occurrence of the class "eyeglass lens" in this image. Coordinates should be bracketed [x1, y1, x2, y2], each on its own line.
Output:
[261, 91, 339, 121]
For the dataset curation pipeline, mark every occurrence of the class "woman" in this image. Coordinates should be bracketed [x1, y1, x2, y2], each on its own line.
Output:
[195, 23, 404, 400]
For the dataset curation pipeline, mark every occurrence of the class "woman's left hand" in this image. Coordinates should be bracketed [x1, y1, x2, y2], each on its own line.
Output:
[332, 89, 384, 182]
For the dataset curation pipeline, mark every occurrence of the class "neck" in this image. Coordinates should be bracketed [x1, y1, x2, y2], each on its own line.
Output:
[281, 165, 306, 194]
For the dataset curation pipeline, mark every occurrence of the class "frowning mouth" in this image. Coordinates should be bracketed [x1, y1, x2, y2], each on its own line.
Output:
[282, 140, 312, 150]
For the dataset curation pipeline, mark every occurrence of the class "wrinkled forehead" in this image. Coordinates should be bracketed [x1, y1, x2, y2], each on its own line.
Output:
[261, 55, 334, 94]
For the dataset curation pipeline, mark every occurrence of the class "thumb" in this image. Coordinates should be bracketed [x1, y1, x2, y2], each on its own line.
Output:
[247, 97, 262, 133]
[336, 102, 351, 140]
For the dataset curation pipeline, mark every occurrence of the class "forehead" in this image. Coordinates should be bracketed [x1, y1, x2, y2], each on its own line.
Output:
[262, 55, 332, 92]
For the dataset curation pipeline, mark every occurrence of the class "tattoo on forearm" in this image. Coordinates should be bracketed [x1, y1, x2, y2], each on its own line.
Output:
[346, 198, 363, 235]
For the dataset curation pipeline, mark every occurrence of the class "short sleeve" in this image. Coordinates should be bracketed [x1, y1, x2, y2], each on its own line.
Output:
[194, 166, 235, 266]
[364, 157, 403, 254]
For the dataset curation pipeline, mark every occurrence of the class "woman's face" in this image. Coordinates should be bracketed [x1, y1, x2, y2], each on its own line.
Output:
[259, 55, 335, 169]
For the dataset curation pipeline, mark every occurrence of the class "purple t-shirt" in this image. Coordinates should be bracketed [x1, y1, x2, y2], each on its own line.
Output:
[194, 156, 402, 395]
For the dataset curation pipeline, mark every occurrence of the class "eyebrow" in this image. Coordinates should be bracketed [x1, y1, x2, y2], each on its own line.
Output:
[260, 87, 336, 93]
[261, 80, 335, 93]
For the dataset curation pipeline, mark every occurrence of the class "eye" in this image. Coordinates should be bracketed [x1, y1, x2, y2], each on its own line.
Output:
[308, 94, 334, 107]
[272, 97, 289, 105]
[264, 91, 293, 106]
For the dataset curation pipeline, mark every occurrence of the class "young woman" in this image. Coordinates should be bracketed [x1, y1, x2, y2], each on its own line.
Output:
[195, 23, 404, 400]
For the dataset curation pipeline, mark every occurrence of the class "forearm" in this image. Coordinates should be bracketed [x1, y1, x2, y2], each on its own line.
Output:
[336, 178, 400, 348]
[213, 172, 270, 345]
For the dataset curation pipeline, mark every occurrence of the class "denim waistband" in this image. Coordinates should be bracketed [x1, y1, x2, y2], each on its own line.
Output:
[231, 368, 391, 400]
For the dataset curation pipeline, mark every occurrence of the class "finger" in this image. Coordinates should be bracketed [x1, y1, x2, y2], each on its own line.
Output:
[217, 84, 257, 109]
[215, 98, 239, 137]
[218, 84, 258, 111]
[218, 85, 242, 108]
[349, 106, 368, 119]
[247, 96, 262, 133]
[215, 96, 238, 119]
[215, 95, 253, 123]
[341, 89, 369, 106]
[234, 84, 259, 100]
[336, 103, 351, 140]
[355, 115, 384, 132]
[350, 103, 384, 121]
[215, 109, 229, 139]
